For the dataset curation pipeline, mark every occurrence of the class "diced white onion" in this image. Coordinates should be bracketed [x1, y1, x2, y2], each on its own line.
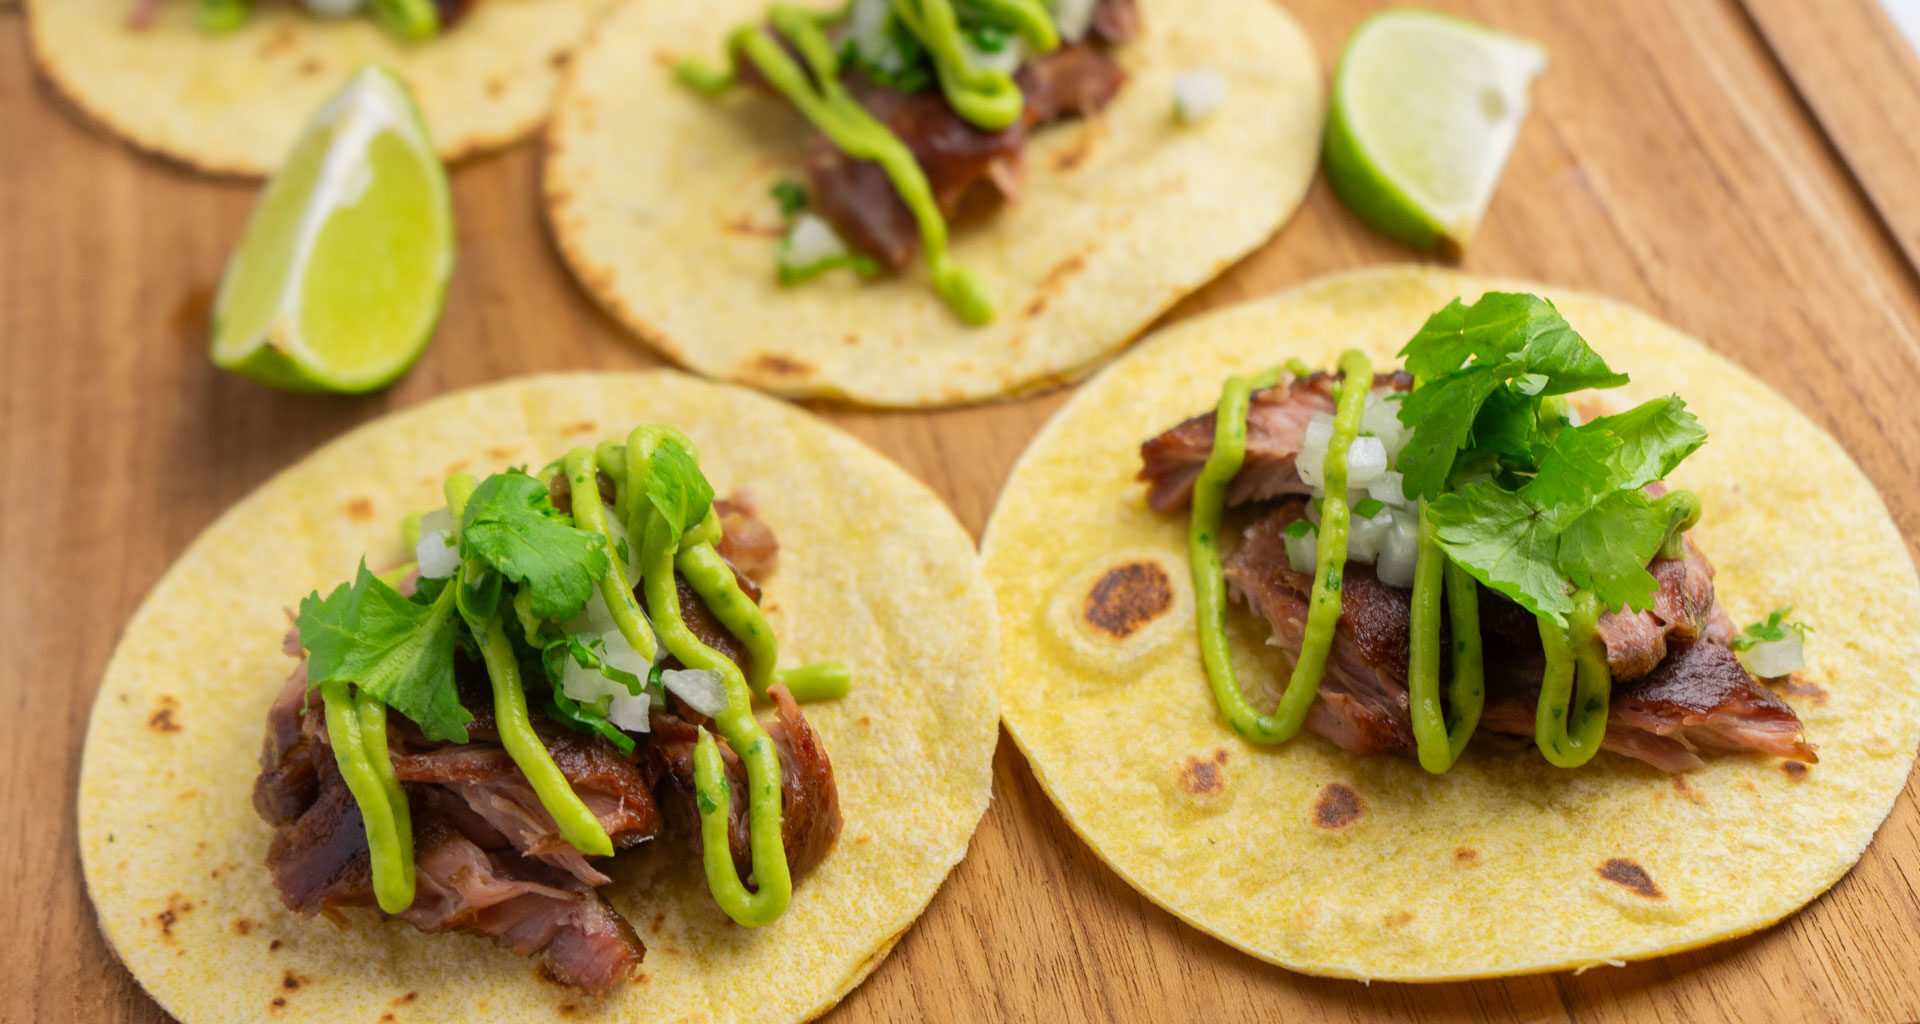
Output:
[300, 0, 364, 17]
[1284, 525, 1318, 575]
[1362, 390, 1410, 460]
[1052, 0, 1098, 41]
[1348, 506, 1393, 563]
[782, 213, 851, 271]
[563, 590, 619, 637]
[606, 692, 652, 733]
[596, 629, 649, 680]
[661, 668, 729, 717]
[1736, 636, 1805, 679]
[1371, 470, 1412, 509]
[965, 37, 1028, 76]
[1296, 413, 1334, 488]
[1171, 68, 1229, 123]
[1375, 509, 1420, 588]
[562, 655, 625, 704]
[415, 508, 458, 579]
[1345, 435, 1388, 487]
[844, 0, 905, 70]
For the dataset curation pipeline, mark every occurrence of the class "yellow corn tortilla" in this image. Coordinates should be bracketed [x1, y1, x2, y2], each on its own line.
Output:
[980, 266, 1920, 979]
[79, 371, 1001, 1022]
[28, 0, 614, 176]
[543, 0, 1323, 407]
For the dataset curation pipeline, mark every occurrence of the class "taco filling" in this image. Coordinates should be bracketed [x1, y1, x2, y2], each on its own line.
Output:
[676, 0, 1140, 324]
[130, 0, 473, 40]
[1142, 293, 1817, 773]
[253, 427, 850, 992]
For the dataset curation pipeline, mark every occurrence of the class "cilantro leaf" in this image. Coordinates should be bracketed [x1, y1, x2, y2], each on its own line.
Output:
[1395, 365, 1506, 499]
[643, 437, 715, 545]
[769, 179, 807, 219]
[1576, 397, 1706, 491]
[1553, 489, 1670, 612]
[460, 471, 610, 622]
[1399, 293, 1551, 382]
[296, 562, 471, 743]
[1427, 482, 1574, 621]
[1510, 314, 1628, 396]
[1731, 608, 1811, 650]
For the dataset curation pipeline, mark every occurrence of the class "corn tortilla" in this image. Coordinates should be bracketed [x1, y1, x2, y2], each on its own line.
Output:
[543, 0, 1324, 407]
[28, 0, 613, 176]
[980, 266, 1920, 979]
[79, 371, 1001, 1022]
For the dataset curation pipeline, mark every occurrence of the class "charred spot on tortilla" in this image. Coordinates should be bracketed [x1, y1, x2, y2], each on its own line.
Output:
[1311, 783, 1366, 831]
[1597, 858, 1662, 899]
[148, 699, 180, 734]
[343, 497, 375, 522]
[154, 893, 193, 940]
[1453, 847, 1480, 867]
[1782, 760, 1809, 781]
[1383, 911, 1415, 929]
[747, 353, 815, 379]
[1176, 755, 1224, 797]
[281, 970, 307, 991]
[1083, 561, 1174, 639]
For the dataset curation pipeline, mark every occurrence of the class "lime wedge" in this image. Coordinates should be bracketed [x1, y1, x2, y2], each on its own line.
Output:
[1325, 10, 1546, 252]
[211, 65, 453, 393]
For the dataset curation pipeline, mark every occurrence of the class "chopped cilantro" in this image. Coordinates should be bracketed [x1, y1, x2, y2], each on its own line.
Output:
[459, 470, 611, 622]
[770, 179, 808, 219]
[1353, 498, 1387, 520]
[297, 561, 472, 743]
[643, 437, 716, 546]
[1730, 608, 1811, 651]
[1283, 519, 1314, 539]
[1396, 293, 1709, 623]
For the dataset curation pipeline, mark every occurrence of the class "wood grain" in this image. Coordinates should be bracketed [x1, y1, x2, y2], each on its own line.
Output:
[5, 0, 1920, 1021]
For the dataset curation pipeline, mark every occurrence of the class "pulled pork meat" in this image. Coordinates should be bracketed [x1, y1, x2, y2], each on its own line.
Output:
[773, 0, 1138, 270]
[1143, 375, 1817, 773]
[254, 498, 841, 992]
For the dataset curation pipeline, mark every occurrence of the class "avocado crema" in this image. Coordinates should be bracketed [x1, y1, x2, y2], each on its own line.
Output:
[675, 0, 1073, 324]
[1181, 295, 1708, 772]
[180, 0, 452, 41]
[295, 426, 850, 925]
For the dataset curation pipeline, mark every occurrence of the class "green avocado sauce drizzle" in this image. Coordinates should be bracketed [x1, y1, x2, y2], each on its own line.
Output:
[1191, 349, 1374, 742]
[193, 0, 440, 40]
[675, 0, 1068, 324]
[1189, 345, 1703, 772]
[892, 0, 1058, 130]
[306, 426, 848, 924]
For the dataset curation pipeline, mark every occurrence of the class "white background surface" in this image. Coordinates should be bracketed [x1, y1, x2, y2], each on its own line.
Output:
[1881, 0, 1920, 53]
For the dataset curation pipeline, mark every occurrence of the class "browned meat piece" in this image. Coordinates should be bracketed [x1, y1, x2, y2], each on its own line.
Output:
[1089, 0, 1140, 44]
[392, 729, 662, 886]
[267, 768, 643, 993]
[806, 42, 1129, 270]
[648, 685, 843, 880]
[1612, 640, 1818, 762]
[715, 495, 780, 583]
[1139, 371, 1414, 513]
[254, 662, 323, 825]
[1593, 540, 1717, 678]
[1221, 502, 1814, 771]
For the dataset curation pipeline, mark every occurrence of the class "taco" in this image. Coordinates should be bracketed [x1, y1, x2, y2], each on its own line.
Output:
[27, 0, 613, 176]
[543, 0, 1322, 406]
[79, 372, 1000, 1020]
[981, 266, 1920, 978]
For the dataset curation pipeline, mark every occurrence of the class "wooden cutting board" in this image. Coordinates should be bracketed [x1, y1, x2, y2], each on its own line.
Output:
[4, 0, 1919, 1020]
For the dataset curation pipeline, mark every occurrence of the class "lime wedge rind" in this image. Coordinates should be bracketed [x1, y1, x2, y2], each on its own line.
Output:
[1325, 10, 1546, 251]
[211, 65, 453, 394]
